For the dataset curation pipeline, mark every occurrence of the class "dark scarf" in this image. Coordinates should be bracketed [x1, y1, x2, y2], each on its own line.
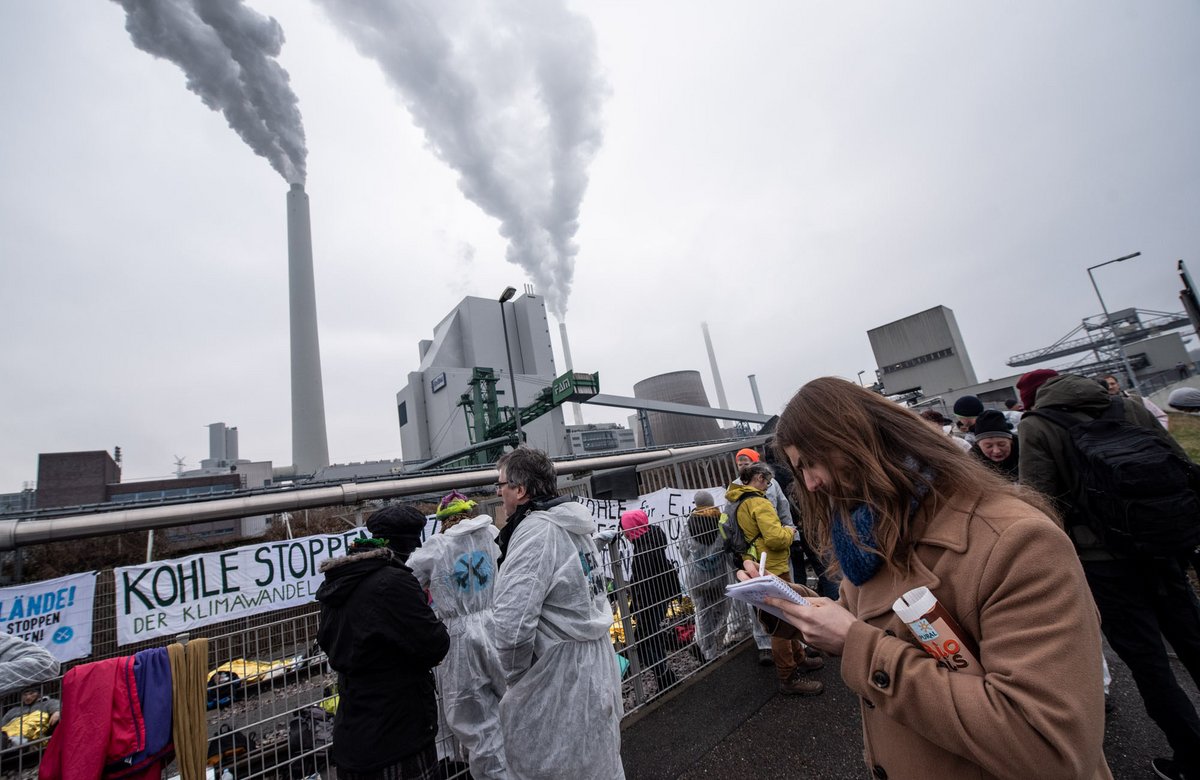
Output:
[830, 462, 935, 586]
[496, 494, 569, 565]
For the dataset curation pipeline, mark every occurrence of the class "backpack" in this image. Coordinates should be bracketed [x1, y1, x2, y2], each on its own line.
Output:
[1030, 398, 1200, 556]
[285, 706, 334, 778]
[718, 495, 761, 569]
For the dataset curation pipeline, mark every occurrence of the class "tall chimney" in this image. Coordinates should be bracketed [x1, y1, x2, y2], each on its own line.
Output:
[748, 374, 764, 414]
[701, 323, 729, 426]
[287, 183, 330, 474]
[558, 321, 583, 425]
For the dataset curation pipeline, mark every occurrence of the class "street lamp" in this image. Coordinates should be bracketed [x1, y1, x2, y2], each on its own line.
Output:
[1087, 252, 1142, 396]
[857, 370, 866, 387]
[498, 286, 523, 444]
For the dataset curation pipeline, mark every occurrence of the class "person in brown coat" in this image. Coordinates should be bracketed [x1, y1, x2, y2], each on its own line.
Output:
[748, 377, 1111, 780]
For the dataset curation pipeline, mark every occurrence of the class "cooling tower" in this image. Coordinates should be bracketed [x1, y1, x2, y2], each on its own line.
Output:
[287, 183, 330, 474]
[633, 370, 721, 445]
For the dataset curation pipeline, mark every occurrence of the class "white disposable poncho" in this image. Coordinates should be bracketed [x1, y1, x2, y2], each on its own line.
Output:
[492, 498, 625, 780]
[407, 515, 508, 780]
[678, 511, 738, 662]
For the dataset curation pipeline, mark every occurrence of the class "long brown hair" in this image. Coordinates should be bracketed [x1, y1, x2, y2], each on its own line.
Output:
[772, 377, 1057, 576]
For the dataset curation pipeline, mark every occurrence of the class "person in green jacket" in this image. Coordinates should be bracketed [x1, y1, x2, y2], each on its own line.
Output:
[726, 462, 824, 696]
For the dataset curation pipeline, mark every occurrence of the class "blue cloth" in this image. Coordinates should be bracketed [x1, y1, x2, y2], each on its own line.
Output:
[831, 504, 884, 586]
[130, 648, 173, 756]
[831, 462, 936, 587]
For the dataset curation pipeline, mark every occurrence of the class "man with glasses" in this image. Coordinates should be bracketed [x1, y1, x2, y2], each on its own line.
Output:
[491, 447, 625, 779]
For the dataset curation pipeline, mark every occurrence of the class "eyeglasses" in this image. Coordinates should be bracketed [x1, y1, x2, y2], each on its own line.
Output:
[496, 481, 510, 490]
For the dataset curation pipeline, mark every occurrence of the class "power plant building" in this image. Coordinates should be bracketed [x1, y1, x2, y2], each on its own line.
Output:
[869, 306, 978, 395]
[397, 293, 569, 462]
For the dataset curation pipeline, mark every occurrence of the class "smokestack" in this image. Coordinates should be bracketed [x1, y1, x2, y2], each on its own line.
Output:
[287, 183, 330, 474]
[748, 374, 764, 414]
[208, 422, 227, 462]
[701, 322, 729, 427]
[558, 321, 584, 425]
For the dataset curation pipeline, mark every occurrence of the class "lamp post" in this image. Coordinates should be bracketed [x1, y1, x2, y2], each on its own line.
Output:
[857, 370, 866, 387]
[498, 287, 523, 444]
[1087, 252, 1142, 396]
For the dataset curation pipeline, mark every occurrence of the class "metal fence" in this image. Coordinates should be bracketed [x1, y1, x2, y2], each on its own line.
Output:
[0, 441, 766, 779]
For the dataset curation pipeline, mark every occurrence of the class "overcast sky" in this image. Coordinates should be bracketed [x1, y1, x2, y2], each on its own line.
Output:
[2, 1, 1198, 491]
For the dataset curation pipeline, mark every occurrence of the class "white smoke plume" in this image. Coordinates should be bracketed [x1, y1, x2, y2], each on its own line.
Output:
[315, 0, 606, 319]
[113, 0, 307, 184]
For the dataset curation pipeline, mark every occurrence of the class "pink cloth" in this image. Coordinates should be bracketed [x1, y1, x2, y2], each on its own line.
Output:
[39, 656, 145, 780]
[620, 509, 650, 540]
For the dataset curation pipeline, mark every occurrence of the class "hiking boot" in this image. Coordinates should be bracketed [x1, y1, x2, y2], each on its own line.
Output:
[757, 649, 773, 666]
[794, 654, 825, 672]
[778, 677, 824, 696]
[1153, 757, 1199, 780]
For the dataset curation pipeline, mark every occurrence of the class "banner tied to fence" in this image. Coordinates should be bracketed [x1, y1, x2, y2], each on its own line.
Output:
[0, 571, 97, 662]
[114, 530, 366, 645]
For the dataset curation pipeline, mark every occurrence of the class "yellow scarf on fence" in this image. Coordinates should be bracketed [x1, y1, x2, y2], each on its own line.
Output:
[168, 638, 209, 780]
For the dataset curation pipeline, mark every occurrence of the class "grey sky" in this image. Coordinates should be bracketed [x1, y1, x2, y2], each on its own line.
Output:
[1, 1, 1198, 490]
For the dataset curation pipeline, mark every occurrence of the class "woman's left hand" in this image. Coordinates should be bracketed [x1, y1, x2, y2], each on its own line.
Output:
[764, 595, 857, 656]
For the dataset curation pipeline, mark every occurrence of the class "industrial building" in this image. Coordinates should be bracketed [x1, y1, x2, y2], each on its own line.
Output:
[868, 306, 978, 397]
[396, 292, 570, 462]
[868, 304, 1195, 415]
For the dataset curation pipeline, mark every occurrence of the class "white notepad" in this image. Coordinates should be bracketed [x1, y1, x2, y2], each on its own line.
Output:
[725, 574, 811, 622]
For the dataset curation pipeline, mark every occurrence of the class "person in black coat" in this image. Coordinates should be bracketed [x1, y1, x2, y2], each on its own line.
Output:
[620, 509, 681, 693]
[316, 506, 450, 780]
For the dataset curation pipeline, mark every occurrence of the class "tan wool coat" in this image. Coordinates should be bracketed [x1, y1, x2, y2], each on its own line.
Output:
[810, 491, 1112, 780]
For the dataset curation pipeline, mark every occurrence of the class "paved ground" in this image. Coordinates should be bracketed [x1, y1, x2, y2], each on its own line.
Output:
[622, 640, 1200, 779]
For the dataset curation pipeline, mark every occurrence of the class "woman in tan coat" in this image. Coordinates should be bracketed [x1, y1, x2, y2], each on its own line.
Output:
[754, 377, 1111, 780]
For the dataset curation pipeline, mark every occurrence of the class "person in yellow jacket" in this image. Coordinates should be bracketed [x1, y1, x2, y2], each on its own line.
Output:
[726, 462, 824, 696]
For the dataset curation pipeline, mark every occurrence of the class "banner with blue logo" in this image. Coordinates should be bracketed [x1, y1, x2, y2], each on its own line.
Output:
[0, 571, 96, 662]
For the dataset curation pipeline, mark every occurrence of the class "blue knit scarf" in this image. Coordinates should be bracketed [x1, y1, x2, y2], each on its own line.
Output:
[830, 462, 935, 586]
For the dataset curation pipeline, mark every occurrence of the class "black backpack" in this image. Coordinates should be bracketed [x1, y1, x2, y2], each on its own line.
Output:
[718, 495, 761, 569]
[1030, 398, 1200, 556]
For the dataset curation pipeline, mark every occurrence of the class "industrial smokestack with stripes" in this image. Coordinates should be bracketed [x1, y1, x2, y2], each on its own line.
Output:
[286, 183, 330, 474]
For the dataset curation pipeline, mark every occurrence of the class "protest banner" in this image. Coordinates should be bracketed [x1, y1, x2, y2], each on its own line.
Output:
[575, 485, 726, 572]
[114, 529, 367, 645]
[0, 571, 97, 662]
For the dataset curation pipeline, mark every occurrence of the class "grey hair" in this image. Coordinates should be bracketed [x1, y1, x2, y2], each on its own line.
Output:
[693, 490, 715, 508]
[496, 446, 557, 498]
[739, 462, 774, 484]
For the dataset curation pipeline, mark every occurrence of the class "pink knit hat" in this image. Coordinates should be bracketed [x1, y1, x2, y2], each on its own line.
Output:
[620, 509, 650, 540]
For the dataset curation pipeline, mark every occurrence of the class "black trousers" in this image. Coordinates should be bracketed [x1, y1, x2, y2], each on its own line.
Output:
[1083, 557, 1200, 772]
[632, 598, 672, 684]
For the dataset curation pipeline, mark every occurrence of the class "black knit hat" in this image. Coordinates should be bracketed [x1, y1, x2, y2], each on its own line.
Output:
[952, 395, 984, 418]
[972, 409, 1013, 440]
[366, 505, 427, 555]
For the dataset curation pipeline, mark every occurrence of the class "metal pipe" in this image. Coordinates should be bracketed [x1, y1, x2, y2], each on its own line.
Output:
[0, 442, 733, 551]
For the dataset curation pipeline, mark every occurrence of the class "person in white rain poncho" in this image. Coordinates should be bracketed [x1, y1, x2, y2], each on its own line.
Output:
[492, 447, 625, 780]
[678, 490, 737, 662]
[406, 491, 508, 780]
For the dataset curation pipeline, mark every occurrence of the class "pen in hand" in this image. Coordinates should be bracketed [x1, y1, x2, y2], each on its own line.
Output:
[759, 551, 767, 578]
